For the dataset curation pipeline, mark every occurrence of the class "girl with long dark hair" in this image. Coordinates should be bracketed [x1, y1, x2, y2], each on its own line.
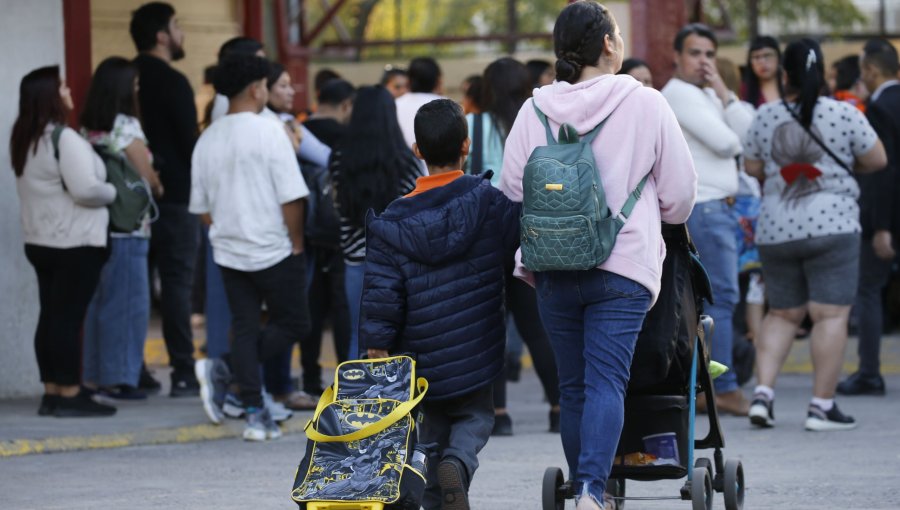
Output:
[330, 86, 422, 358]
[744, 39, 886, 432]
[80, 56, 159, 400]
[499, 2, 697, 507]
[11, 65, 117, 417]
[742, 35, 782, 107]
[465, 57, 562, 435]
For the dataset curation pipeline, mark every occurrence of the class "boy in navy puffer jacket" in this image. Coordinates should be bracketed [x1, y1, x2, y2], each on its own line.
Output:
[361, 99, 520, 510]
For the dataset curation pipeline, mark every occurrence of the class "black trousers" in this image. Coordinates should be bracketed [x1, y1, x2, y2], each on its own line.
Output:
[25, 244, 108, 386]
[302, 245, 350, 392]
[854, 239, 893, 377]
[220, 253, 310, 408]
[150, 204, 199, 375]
[494, 275, 561, 408]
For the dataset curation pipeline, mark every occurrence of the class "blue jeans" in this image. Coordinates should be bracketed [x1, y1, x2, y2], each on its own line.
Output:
[83, 237, 150, 387]
[204, 228, 232, 359]
[687, 200, 740, 394]
[345, 261, 365, 360]
[535, 269, 650, 504]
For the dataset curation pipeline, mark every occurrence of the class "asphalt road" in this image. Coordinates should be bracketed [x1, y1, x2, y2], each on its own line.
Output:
[3, 368, 899, 510]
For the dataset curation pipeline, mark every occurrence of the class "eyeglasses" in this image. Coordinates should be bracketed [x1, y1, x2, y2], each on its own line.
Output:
[751, 51, 778, 62]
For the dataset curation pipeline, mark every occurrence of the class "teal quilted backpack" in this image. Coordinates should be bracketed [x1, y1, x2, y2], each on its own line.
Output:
[520, 103, 649, 272]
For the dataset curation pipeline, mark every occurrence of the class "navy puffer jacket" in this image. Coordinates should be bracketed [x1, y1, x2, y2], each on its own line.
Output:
[361, 175, 521, 400]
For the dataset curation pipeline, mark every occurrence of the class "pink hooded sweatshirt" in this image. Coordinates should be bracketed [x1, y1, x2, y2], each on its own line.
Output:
[499, 74, 697, 304]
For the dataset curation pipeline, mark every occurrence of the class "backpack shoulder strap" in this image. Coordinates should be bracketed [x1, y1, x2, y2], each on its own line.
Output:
[533, 101, 610, 146]
[532, 102, 556, 145]
[51, 124, 64, 161]
[471, 113, 484, 175]
[618, 173, 652, 221]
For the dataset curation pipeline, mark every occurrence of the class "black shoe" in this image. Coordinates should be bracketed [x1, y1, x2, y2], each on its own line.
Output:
[748, 393, 775, 428]
[492, 413, 513, 436]
[38, 394, 59, 416]
[805, 402, 857, 431]
[139, 365, 162, 394]
[437, 456, 470, 510]
[549, 409, 560, 433]
[836, 372, 885, 396]
[98, 385, 148, 401]
[54, 390, 117, 417]
[170, 372, 200, 397]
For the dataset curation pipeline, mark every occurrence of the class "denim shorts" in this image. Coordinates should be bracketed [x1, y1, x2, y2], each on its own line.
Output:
[758, 233, 860, 309]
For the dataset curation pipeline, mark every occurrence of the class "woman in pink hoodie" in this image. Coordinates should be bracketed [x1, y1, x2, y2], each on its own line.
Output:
[498, 2, 697, 509]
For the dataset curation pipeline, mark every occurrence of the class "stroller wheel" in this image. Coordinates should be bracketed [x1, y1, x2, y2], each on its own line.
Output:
[691, 466, 713, 510]
[542, 467, 565, 510]
[694, 458, 713, 482]
[723, 459, 745, 510]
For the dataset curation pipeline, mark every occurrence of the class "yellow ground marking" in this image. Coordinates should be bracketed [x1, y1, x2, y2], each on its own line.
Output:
[0, 416, 311, 458]
[144, 338, 900, 375]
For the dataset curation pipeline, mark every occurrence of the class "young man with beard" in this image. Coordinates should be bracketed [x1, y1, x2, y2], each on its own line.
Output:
[130, 2, 200, 396]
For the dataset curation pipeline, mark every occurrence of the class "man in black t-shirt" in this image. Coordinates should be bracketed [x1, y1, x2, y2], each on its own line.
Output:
[130, 2, 200, 396]
[303, 79, 355, 149]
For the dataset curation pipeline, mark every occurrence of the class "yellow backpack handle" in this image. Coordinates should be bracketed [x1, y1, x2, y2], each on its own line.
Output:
[304, 377, 428, 443]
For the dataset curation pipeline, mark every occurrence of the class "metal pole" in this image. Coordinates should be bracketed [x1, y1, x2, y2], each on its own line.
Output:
[748, 0, 759, 40]
[880, 0, 887, 36]
[507, 0, 518, 55]
[395, 0, 402, 59]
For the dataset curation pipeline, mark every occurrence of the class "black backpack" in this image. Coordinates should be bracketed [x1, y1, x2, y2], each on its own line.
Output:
[300, 162, 341, 248]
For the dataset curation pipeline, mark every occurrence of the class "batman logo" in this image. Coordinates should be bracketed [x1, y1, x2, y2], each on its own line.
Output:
[343, 369, 365, 381]
[344, 412, 380, 429]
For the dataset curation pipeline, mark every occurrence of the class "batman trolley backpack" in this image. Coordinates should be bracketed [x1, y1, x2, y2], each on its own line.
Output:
[291, 356, 429, 510]
[520, 103, 649, 272]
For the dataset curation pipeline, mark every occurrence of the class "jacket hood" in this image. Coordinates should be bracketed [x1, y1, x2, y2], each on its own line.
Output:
[366, 175, 492, 265]
[533, 74, 643, 134]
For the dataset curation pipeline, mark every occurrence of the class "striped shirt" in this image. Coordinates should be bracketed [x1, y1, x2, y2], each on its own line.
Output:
[329, 149, 422, 264]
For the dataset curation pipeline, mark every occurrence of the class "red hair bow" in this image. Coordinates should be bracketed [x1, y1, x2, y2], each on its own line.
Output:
[780, 163, 822, 184]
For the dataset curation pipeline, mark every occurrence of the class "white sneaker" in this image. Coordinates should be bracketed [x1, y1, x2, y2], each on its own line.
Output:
[195, 359, 224, 424]
[243, 407, 282, 441]
[263, 392, 293, 423]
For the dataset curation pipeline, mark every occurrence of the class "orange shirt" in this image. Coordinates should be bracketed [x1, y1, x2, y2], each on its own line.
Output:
[404, 170, 465, 197]
[833, 90, 866, 113]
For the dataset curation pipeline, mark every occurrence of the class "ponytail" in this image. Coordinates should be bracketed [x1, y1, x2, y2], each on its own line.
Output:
[552, 1, 614, 84]
[781, 39, 825, 128]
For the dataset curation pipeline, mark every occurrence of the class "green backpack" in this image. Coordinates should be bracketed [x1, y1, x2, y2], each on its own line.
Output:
[52, 125, 152, 233]
[520, 103, 649, 272]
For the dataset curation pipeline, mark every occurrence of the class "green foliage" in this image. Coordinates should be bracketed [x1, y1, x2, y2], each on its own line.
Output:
[310, 0, 562, 58]
[717, 0, 868, 38]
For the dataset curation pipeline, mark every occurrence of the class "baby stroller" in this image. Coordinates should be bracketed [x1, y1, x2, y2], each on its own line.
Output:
[542, 224, 746, 510]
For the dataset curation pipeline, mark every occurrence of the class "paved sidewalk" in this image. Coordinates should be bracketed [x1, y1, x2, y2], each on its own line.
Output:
[2, 370, 899, 509]
[1, 330, 897, 458]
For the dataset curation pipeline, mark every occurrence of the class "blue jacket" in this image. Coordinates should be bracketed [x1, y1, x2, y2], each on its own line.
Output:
[361, 174, 521, 400]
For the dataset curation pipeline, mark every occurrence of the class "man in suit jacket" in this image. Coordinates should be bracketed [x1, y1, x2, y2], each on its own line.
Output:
[838, 38, 900, 396]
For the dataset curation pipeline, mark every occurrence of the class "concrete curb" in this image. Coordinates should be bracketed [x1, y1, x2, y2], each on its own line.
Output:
[0, 418, 309, 458]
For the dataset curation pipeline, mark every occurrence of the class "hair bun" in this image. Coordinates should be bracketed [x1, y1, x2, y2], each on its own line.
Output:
[555, 58, 582, 83]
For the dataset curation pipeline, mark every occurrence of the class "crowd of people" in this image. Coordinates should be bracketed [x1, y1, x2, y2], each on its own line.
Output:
[9, 0, 900, 508]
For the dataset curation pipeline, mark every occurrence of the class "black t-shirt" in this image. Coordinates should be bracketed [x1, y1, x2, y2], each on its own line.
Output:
[304, 118, 347, 149]
[134, 54, 198, 205]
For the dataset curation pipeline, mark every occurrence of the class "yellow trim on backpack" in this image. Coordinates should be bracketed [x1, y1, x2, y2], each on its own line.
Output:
[304, 378, 428, 443]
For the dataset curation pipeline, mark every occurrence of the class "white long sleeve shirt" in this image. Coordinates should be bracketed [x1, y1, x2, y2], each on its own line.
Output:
[662, 78, 755, 203]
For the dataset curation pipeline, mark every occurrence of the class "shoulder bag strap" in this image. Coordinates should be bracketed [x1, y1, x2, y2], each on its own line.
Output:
[782, 100, 853, 174]
[51, 124, 64, 161]
[471, 113, 484, 175]
[304, 377, 429, 443]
